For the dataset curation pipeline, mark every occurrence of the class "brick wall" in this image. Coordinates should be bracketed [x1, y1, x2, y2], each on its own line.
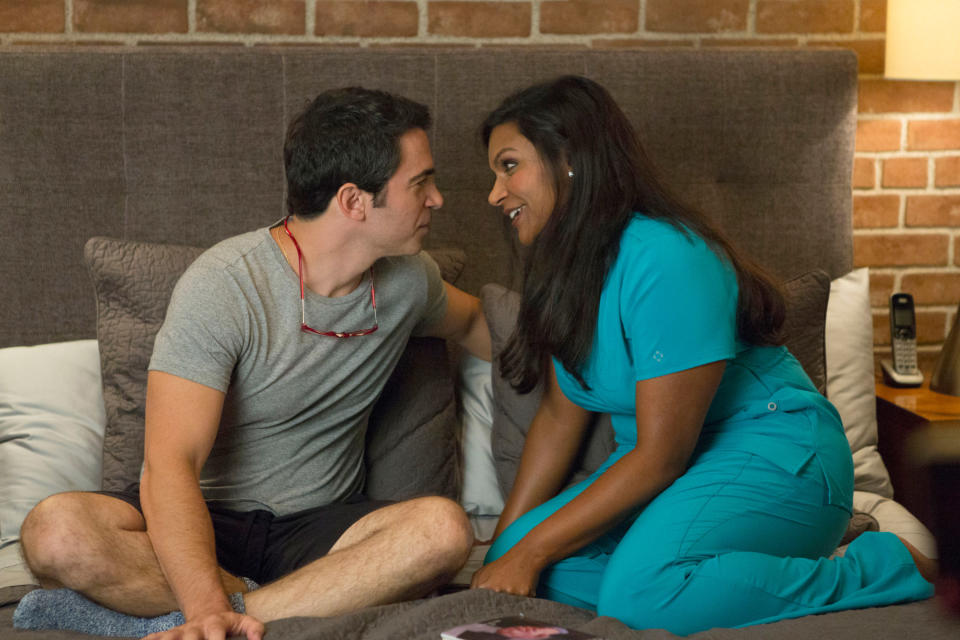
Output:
[2, 0, 958, 376]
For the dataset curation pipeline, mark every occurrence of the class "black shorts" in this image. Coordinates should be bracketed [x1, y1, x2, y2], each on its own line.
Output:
[98, 484, 392, 585]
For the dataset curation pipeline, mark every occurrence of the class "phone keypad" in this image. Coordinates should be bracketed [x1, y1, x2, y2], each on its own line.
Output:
[893, 338, 918, 373]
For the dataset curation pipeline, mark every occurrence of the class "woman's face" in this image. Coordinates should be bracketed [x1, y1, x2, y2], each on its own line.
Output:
[486, 122, 557, 246]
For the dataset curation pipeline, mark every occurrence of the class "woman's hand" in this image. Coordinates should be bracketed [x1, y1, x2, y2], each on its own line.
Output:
[470, 549, 544, 597]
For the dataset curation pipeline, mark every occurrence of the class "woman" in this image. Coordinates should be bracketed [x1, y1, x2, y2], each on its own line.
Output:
[471, 75, 934, 635]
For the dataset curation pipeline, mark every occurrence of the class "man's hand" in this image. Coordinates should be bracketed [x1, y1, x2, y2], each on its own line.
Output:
[143, 611, 264, 640]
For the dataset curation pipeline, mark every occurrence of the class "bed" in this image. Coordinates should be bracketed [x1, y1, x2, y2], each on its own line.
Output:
[2, 46, 958, 639]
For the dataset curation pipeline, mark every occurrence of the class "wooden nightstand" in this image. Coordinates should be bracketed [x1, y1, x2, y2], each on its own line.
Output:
[875, 380, 960, 529]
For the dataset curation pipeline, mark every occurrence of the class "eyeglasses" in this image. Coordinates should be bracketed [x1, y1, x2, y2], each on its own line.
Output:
[281, 216, 378, 338]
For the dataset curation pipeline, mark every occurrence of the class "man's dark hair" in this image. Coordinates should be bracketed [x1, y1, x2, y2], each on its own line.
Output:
[284, 87, 431, 218]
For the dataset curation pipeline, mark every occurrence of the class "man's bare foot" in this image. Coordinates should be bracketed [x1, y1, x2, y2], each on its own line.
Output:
[898, 536, 939, 583]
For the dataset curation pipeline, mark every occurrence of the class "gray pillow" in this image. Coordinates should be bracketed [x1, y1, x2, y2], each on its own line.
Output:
[481, 284, 614, 500]
[84, 236, 466, 500]
[782, 269, 831, 395]
[482, 269, 831, 500]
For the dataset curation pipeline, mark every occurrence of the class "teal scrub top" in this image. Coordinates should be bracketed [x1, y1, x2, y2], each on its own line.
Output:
[552, 215, 852, 511]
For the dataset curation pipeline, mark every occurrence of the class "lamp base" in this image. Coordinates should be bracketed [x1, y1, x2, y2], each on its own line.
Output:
[931, 303, 960, 397]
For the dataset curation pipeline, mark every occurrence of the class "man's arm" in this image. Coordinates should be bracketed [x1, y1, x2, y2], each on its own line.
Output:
[425, 282, 491, 361]
[141, 370, 262, 639]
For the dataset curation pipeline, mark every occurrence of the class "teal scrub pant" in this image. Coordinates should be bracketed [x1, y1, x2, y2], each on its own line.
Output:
[484, 447, 934, 635]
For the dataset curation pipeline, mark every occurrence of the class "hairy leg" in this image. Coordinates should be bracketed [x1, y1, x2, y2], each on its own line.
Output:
[19, 491, 247, 616]
[244, 496, 472, 621]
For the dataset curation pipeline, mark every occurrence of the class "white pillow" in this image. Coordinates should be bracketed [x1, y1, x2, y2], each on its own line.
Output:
[0, 340, 106, 547]
[0, 543, 38, 605]
[853, 490, 936, 558]
[825, 268, 894, 498]
[457, 354, 504, 516]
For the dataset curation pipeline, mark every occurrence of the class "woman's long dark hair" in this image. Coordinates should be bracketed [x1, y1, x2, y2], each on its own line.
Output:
[482, 76, 786, 393]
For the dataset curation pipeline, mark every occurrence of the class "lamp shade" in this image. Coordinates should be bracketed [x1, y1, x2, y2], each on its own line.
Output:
[885, 0, 960, 81]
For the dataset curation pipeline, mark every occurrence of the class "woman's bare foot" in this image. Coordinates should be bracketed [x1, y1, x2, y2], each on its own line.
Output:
[898, 536, 939, 583]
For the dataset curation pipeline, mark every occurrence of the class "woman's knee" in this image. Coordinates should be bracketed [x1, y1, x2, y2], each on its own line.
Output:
[596, 562, 680, 630]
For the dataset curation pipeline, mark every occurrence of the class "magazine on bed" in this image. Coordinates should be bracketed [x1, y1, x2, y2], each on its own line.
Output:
[441, 615, 600, 639]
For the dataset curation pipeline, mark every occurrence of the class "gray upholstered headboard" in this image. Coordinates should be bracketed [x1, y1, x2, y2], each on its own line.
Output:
[0, 47, 857, 349]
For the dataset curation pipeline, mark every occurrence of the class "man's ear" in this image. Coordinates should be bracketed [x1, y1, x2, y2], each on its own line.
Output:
[336, 184, 369, 221]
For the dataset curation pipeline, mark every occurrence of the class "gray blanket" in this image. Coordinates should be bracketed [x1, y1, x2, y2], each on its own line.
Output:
[3, 589, 959, 640]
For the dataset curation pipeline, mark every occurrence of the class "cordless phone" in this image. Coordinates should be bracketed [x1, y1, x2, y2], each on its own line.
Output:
[881, 293, 924, 387]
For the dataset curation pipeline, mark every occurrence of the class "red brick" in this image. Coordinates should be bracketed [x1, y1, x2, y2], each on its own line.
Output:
[135, 40, 245, 47]
[882, 157, 927, 188]
[480, 42, 587, 50]
[429, 2, 530, 38]
[807, 38, 883, 74]
[858, 80, 955, 114]
[936, 157, 960, 188]
[541, 0, 637, 35]
[371, 41, 474, 48]
[645, 0, 747, 33]
[918, 311, 949, 344]
[700, 38, 800, 47]
[872, 312, 888, 346]
[253, 41, 360, 47]
[856, 119, 901, 152]
[0, 0, 63, 32]
[860, 0, 887, 32]
[909, 120, 960, 151]
[74, 0, 188, 33]
[854, 233, 948, 266]
[905, 195, 960, 227]
[853, 157, 876, 189]
[853, 194, 899, 228]
[901, 273, 960, 305]
[872, 310, 948, 345]
[317, 1, 418, 37]
[756, 0, 854, 34]
[198, 0, 305, 35]
[592, 38, 695, 49]
[869, 272, 895, 308]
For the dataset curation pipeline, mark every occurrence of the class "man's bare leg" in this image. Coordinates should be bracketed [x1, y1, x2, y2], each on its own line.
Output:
[244, 496, 472, 621]
[20, 491, 247, 617]
[22, 492, 471, 622]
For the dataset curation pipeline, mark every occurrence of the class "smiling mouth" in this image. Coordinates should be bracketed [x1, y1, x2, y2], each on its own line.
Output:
[508, 205, 524, 221]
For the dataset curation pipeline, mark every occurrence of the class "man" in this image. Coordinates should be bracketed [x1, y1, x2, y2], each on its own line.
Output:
[18, 87, 490, 640]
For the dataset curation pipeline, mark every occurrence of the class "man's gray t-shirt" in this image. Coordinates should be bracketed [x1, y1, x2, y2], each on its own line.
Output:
[149, 225, 448, 516]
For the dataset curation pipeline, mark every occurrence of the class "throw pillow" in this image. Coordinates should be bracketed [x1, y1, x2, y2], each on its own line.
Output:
[83, 236, 467, 500]
[481, 284, 615, 499]
[84, 238, 205, 492]
[782, 270, 831, 395]
[0, 339, 106, 605]
[0, 340, 106, 543]
[0, 544, 37, 605]
[825, 268, 894, 497]
[457, 354, 505, 515]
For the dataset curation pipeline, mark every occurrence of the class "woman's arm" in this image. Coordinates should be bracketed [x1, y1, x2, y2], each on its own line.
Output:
[491, 361, 593, 541]
[472, 360, 725, 596]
